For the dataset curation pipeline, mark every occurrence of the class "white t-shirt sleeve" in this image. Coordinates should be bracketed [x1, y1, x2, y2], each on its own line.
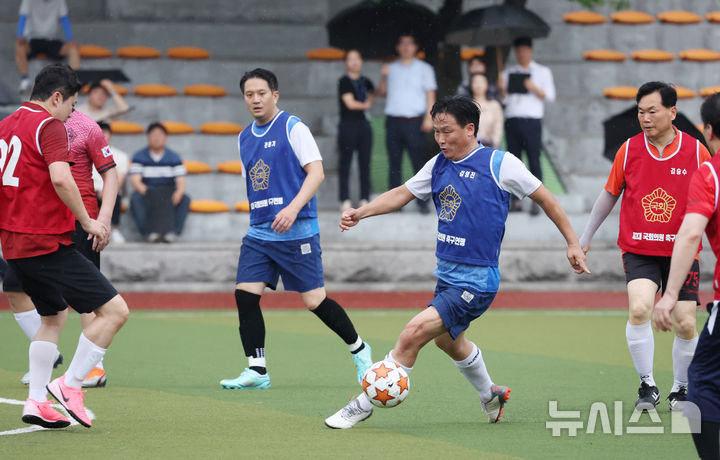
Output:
[288, 121, 323, 166]
[497, 151, 542, 198]
[405, 154, 439, 200]
[423, 62, 438, 92]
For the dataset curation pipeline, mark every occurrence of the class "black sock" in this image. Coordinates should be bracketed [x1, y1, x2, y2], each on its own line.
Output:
[351, 342, 365, 354]
[311, 297, 359, 346]
[235, 289, 265, 361]
[249, 366, 267, 375]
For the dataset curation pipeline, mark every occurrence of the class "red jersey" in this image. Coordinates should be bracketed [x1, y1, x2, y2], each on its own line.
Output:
[686, 155, 720, 299]
[0, 102, 75, 259]
[617, 130, 704, 256]
[66, 110, 115, 218]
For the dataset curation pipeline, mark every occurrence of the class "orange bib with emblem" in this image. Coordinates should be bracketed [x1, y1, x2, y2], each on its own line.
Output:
[618, 130, 702, 256]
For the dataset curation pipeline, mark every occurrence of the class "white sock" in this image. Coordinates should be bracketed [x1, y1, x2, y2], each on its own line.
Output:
[65, 334, 106, 388]
[14, 310, 41, 341]
[671, 334, 698, 392]
[248, 356, 266, 369]
[386, 350, 413, 375]
[96, 359, 104, 371]
[348, 336, 363, 353]
[355, 392, 374, 411]
[28, 341, 57, 402]
[626, 321, 656, 386]
[454, 343, 494, 402]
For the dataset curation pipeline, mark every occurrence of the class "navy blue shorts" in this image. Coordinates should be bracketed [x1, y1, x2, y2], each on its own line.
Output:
[688, 301, 720, 423]
[236, 234, 324, 293]
[429, 280, 496, 339]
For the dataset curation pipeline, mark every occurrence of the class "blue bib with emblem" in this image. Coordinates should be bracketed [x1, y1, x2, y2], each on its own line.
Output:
[431, 147, 509, 266]
[239, 111, 318, 226]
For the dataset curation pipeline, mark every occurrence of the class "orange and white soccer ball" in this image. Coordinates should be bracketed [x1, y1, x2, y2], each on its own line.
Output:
[362, 360, 410, 408]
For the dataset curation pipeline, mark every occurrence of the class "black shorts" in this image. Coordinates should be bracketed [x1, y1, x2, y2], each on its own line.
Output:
[71, 221, 100, 269]
[27, 38, 64, 60]
[7, 245, 117, 316]
[2, 263, 23, 292]
[622, 251, 700, 303]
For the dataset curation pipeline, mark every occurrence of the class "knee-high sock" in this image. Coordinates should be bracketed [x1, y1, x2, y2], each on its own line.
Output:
[311, 297, 361, 349]
[454, 343, 493, 402]
[14, 310, 41, 341]
[28, 341, 57, 402]
[235, 290, 265, 368]
[626, 321, 655, 386]
[386, 350, 413, 375]
[672, 334, 698, 391]
[65, 333, 106, 388]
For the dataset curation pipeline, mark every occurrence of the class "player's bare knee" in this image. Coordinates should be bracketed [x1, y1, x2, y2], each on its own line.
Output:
[628, 303, 652, 324]
[6, 291, 34, 313]
[673, 314, 697, 338]
[95, 295, 129, 328]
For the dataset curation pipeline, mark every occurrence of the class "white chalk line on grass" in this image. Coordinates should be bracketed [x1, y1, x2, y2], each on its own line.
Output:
[0, 397, 95, 436]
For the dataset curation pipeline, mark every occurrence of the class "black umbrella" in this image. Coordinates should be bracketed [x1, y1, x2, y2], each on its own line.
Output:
[76, 69, 130, 85]
[445, 4, 551, 47]
[327, 0, 437, 59]
[603, 106, 708, 160]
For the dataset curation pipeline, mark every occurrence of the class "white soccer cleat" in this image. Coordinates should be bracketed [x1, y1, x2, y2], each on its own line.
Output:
[482, 385, 511, 423]
[324, 397, 373, 429]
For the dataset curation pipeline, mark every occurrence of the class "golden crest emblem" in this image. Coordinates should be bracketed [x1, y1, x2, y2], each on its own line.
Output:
[249, 158, 270, 191]
[438, 184, 462, 222]
[641, 187, 676, 223]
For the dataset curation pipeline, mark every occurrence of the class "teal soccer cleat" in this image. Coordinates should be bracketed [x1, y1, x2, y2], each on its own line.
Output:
[220, 368, 271, 389]
[352, 342, 373, 385]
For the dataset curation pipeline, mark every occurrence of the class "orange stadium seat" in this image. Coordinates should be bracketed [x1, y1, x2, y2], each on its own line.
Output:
[707, 11, 720, 23]
[189, 200, 230, 213]
[460, 48, 485, 60]
[610, 11, 655, 24]
[183, 160, 213, 174]
[582, 49, 627, 61]
[199, 121, 243, 135]
[183, 84, 228, 97]
[81, 83, 128, 96]
[117, 46, 162, 59]
[563, 11, 607, 24]
[697, 123, 705, 132]
[161, 121, 195, 134]
[166, 46, 211, 60]
[674, 87, 697, 99]
[603, 86, 638, 99]
[79, 44, 112, 59]
[657, 11, 702, 24]
[235, 201, 250, 213]
[700, 86, 720, 97]
[110, 120, 144, 134]
[134, 84, 179, 97]
[306, 47, 346, 60]
[679, 49, 720, 62]
[217, 160, 244, 174]
[631, 49, 675, 62]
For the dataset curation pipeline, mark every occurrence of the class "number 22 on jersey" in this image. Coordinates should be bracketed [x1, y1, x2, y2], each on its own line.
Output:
[0, 135, 21, 187]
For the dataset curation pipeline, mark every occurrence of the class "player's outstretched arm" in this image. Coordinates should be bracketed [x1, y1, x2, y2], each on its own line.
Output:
[340, 185, 415, 231]
[654, 213, 708, 331]
[529, 185, 590, 274]
[95, 167, 119, 251]
[273, 160, 324, 233]
[580, 189, 620, 253]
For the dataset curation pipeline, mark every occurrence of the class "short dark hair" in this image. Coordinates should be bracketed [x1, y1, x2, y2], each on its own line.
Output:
[97, 121, 111, 133]
[240, 68, 278, 93]
[467, 55, 485, 67]
[701, 92, 720, 140]
[513, 36, 533, 48]
[397, 33, 416, 44]
[146, 121, 167, 135]
[88, 81, 108, 94]
[636, 81, 677, 107]
[430, 96, 480, 137]
[30, 63, 81, 101]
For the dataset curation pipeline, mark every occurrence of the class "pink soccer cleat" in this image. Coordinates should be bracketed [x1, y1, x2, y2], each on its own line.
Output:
[46, 375, 91, 427]
[22, 398, 71, 429]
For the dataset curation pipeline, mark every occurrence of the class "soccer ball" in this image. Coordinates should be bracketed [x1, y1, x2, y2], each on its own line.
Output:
[362, 360, 410, 408]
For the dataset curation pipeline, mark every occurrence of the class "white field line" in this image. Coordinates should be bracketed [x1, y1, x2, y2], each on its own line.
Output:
[0, 397, 95, 436]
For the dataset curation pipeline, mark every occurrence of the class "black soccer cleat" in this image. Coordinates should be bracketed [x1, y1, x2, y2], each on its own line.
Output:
[635, 382, 660, 411]
[667, 387, 687, 411]
[53, 353, 63, 368]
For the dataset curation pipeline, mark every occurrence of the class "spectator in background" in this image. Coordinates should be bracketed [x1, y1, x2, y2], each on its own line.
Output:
[469, 73, 503, 148]
[77, 80, 129, 122]
[93, 122, 130, 243]
[499, 37, 555, 215]
[457, 55, 500, 102]
[15, 0, 80, 93]
[338, 49, 374, 212]
[129, 122, 190, 243]
[377, 34, 436, 213]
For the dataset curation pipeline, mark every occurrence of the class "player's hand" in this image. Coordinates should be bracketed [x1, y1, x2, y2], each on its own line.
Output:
[567, 245, 590, 274]
[81, 218, 109, 245]
[340, 208, 361, 232]
[271, 206, 299, 233]
[381, 63, 390, 77]
[653, 294, 676, 332]
[90, 215, 112, 251]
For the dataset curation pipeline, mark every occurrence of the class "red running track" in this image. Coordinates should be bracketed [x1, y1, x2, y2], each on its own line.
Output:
[0, 291, 714, 310]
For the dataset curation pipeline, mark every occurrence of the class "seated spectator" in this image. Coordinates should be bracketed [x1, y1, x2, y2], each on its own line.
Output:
[77, 80, 129, 122]
[129, 122, 190, 243]
[92, 121, 130, 243]
[15, 0, 80, 93]
[469, 73, 504, 148]
[456, 55, 500, 102]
